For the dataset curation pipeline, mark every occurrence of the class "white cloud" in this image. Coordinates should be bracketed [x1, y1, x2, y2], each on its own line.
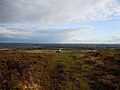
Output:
[116, 29, 120, 32]
[71, 34, 120, 44]
[0, 27, 32, 39]
[0, 0, 120, 43]
[112, 34, 120, 42]
[72, 38, 99, 43]
[0, 26, 94, 42]
[1, 25, 120, 43]
[0, 0, 120, 24]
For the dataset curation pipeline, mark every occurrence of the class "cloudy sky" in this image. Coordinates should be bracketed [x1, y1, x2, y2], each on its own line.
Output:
[0, 0, 120, 43]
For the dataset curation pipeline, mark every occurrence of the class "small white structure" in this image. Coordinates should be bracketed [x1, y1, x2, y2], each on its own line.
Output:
[57, 48, 63, 52]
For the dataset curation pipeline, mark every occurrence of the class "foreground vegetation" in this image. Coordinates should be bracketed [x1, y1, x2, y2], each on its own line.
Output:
[0, 50, 120, 90]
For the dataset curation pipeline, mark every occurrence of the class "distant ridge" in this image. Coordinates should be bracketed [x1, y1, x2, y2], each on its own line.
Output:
[0, 43, 120, 50]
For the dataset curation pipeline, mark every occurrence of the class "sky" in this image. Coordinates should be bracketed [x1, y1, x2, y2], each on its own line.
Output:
[0, 0, 120, 44]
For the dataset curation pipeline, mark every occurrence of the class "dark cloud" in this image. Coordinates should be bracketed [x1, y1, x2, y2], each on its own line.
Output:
[0, 0, 23, 23]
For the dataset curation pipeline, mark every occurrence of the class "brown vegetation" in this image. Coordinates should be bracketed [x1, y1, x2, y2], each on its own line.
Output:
[0, 50, 120, 90]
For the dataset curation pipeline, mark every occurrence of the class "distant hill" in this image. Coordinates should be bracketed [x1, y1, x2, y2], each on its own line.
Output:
[0, 43, 120, 50]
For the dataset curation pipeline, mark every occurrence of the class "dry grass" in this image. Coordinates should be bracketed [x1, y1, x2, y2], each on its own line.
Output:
[0, 50, 120, 90]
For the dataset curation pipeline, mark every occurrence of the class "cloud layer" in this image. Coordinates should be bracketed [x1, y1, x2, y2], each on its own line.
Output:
[0, 0, 120, 24]
[0, 25, 94, 43]
[0, 0, 120, 43]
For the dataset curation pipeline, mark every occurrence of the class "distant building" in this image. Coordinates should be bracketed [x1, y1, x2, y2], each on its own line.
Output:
[57, 48, 63, 52]
[58, 48, 62, 52]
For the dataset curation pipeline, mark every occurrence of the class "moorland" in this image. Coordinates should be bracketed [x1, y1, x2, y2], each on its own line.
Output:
[0, 48, 120, 90]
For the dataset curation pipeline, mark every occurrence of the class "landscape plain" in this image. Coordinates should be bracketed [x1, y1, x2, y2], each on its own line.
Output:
[0, 0, 120, 90]
[0, 43, 120, 90]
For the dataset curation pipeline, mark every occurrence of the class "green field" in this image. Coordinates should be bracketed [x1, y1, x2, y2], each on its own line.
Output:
[0, 50, 120, 90]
